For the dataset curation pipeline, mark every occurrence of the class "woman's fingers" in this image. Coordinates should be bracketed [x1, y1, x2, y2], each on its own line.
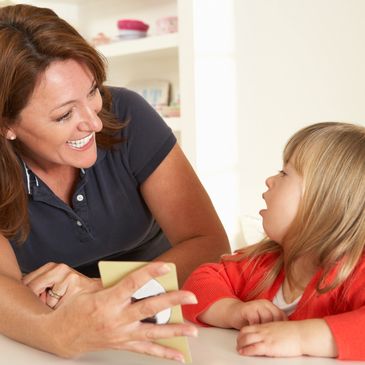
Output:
[128, 322, 198, 342]
[22, 262, 58, 285]
[122, 340, 186, 363]
[46, 264, 198, 359]
[23, 263, 101, 308]
[127, 290, 197, 323]
[47, 285, 67, 309]
[107, 262, 172, 301]
[22, 262, 60, 294]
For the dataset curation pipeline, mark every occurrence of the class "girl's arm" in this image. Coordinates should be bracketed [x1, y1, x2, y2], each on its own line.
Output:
[324, 306, 365, 360]
[199, 297, 286, 329]
[237, 319, 337, 358]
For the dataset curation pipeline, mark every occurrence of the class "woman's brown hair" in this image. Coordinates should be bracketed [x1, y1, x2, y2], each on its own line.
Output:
[229, 122, 365, 299]
[0, 4, 123, 242]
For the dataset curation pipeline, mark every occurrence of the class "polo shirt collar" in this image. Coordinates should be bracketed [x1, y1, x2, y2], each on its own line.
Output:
[21, 160, 87, 196]
[21, 160, 39, 195]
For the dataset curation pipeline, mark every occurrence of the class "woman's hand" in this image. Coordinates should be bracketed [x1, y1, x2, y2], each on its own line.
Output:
[22, 262, 102, 308]
[45, 262, 198, 361]
[236, 319, 338, 358]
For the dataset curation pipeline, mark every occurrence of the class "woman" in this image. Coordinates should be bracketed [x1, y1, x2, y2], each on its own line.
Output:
[0, 3, 230, 359]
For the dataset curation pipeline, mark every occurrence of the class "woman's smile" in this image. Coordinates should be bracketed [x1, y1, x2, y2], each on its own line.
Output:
[67, 132, 95, 150]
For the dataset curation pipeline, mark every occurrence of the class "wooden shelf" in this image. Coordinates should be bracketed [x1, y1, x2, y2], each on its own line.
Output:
[96, 33, 178, 58]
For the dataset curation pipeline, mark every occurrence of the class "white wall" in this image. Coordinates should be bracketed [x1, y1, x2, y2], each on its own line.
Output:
[191, 0, 243, 249]
[10, 0, 365, 249]
[235, 0, 365, 245]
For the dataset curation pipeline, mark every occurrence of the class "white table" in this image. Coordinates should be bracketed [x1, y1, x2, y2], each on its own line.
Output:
[0, 327, 356, 365]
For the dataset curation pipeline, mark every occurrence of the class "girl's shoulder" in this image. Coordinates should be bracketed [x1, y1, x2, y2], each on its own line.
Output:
[221, 251, 280, 274]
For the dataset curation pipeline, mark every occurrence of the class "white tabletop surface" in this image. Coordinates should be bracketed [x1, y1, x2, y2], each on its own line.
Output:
[0, 326, 356, 365]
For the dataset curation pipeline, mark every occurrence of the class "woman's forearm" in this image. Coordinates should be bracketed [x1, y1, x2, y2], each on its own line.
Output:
[156, 235, 230, 285]
[0, 274, 62, 354]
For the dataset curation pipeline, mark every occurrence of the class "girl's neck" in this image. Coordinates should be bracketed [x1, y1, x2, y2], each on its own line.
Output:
[282, 255, 317, 304]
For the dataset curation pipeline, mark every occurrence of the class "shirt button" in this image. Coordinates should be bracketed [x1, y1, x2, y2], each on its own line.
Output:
[76, 194, 84, 202]
[76, 220, 82, 227]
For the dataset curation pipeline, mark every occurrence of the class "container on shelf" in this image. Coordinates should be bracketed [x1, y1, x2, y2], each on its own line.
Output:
[156, 16, 178, 35]
[117, 19, 149, 40]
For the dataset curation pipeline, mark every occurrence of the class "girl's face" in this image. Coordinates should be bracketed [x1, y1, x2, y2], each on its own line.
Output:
[260, 161, 303, 244]
[10, 59, 103, 171]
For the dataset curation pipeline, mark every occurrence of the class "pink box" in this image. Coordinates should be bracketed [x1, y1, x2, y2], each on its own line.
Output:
[156, 16, 178, 35]
[117, 19, 149, 32]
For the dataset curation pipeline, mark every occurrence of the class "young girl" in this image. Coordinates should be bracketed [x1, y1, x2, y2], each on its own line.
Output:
[183, 122, 365, 361]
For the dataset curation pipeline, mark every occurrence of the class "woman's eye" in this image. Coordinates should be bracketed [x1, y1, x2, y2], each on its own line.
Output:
[89, 84, 99, 97]
[278, 170, 287, 176]
[56, 110, 73, 122]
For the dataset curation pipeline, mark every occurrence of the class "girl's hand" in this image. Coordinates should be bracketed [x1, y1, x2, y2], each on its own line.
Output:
[46, 262, 198, 361]
[22, 262, 102, 308]
[237, 321, 302, 357]
[236, 319, 338, 358]
[229, 299, 287, 329]
[198, 298, 287, 329]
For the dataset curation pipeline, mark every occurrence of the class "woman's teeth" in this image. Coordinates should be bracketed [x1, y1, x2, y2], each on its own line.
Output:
[67, 133, 93, 149]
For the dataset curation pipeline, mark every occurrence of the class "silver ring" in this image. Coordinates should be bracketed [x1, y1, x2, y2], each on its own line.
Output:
[48, 289, 62, 300]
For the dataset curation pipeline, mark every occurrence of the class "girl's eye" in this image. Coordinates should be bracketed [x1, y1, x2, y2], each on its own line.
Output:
[278, 170, 287, 176]
[56, 110, 73, 123]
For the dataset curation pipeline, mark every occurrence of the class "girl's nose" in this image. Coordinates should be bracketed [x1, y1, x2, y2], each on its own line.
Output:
[265, 175, 275, 188]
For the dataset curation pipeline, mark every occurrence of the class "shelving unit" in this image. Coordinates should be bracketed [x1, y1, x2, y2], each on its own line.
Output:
[96, 33, 178, 58]
[75, 0, 190, 148]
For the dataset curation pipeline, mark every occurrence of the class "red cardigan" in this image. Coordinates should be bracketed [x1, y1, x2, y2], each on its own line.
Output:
[182, 253, 365, 360]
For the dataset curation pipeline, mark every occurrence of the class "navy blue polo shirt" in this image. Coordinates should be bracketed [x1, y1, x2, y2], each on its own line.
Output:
[11, 87, 175, 277]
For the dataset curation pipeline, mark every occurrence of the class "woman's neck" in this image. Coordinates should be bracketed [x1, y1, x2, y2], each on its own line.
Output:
[23, 158, 79, 205]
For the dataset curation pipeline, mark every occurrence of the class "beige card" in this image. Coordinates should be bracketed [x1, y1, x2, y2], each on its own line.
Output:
[98, 261, 192, 363]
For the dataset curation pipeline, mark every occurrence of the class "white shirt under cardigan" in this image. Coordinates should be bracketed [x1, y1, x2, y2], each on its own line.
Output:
[272, 285, 302, 315]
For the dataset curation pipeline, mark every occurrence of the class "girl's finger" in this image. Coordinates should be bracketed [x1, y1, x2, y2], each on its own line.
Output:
[237, 331, 262, 348]
[238, 341, 266, 356]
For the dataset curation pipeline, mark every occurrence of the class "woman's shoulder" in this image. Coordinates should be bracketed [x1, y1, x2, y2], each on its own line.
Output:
[107, 86, 150, 118]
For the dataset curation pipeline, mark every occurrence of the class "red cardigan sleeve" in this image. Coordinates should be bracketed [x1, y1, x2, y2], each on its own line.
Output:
[324, 257, 365, 360]
[324, 306, 365, 360]
[182, 261, 241, 325]
[182, 254, 279, 325]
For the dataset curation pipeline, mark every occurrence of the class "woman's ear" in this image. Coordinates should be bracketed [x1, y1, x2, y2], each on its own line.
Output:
[5, 129, 16, 141]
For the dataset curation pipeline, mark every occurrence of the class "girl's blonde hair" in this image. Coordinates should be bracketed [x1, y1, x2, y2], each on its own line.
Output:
[230, 122, 365, 298]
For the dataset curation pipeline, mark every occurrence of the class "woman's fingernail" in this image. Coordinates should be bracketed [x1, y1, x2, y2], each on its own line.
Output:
[157, 264, 170, 275]
[173, 354, 185, 363]
[186, 327, 198, 337]
[183, 293, 198, 304]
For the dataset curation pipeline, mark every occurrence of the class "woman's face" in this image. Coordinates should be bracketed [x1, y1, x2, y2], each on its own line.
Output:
[260, 161, 303, 244]
[10, 59, 103, 171]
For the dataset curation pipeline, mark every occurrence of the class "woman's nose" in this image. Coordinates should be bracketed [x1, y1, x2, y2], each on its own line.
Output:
[79, 108, 103, 132]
